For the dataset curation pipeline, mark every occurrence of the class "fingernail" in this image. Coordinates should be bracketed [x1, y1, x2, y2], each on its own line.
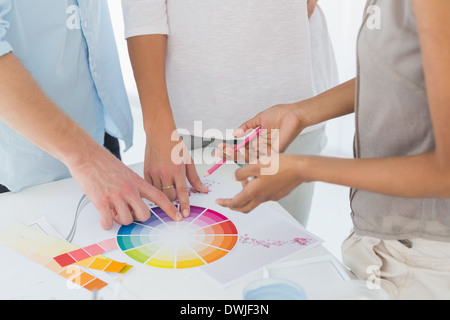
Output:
[183, 209, 189, 218]
[233, 129, 241, 137]
[175, 212, 183, 221]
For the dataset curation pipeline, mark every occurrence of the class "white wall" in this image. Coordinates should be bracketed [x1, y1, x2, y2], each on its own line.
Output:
[107, 0, 367, 163]
[320, 0, 365, 83]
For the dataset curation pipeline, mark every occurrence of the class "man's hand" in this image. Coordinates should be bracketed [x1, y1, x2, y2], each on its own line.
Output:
[0, 53, 182, 230]
[68, 141, 183, 230]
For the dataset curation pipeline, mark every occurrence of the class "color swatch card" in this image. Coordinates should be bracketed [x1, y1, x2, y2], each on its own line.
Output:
[52, 238, 130, 274]
[0, 224, 108, 292]
[0, 244, 95, 299]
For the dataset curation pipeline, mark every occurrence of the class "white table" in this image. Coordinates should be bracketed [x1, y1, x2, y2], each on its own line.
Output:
[0, 161, 354, 300]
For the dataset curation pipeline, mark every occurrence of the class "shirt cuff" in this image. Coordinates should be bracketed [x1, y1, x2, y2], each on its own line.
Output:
[0, 40, 12, 56]
[124, 25, 169, 39]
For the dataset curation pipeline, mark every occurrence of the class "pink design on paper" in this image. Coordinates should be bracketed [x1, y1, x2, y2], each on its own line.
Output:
[238, 234, 312, 248]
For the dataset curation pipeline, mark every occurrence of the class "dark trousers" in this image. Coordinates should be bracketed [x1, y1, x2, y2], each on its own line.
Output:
[0, 133, 121, 194]
[103, 132, 122, 161]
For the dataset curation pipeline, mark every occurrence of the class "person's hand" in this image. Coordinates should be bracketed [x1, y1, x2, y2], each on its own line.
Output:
[144, 125, 209, 218]
[215, 154, 308, 213]
[215, 102, 306, 164]
[0, 52, 183, 230]
[68, 145, 182, 230]
[307, 0, 319, 18]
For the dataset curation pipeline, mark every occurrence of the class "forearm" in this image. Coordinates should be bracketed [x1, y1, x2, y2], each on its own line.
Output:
[0, 53, 182, 228]
[299, 151, 450, 198]
[127, 34, 175, 134]
[0, 53, 96, 168]
[295, 78, 356, 128]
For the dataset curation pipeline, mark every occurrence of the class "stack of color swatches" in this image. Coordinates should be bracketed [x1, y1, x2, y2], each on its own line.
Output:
[117, 205, 239, 269]
[0, 224, 108, 292]
[53, 238, 130, 273]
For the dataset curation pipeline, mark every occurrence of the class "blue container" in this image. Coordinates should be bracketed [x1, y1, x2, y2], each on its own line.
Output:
[243, 278, 307, 300]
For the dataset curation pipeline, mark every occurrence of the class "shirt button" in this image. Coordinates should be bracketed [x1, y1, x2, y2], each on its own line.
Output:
[83, 21, 88, 28]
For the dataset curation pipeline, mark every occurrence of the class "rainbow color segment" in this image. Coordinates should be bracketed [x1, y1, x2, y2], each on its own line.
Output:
[117, 206, 238, 269]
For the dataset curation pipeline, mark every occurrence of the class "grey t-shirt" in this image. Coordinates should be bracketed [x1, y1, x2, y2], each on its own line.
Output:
[351, 0, 450, 241]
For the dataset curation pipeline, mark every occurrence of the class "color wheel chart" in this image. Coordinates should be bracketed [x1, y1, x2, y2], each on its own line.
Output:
[117, 206, 238, 269]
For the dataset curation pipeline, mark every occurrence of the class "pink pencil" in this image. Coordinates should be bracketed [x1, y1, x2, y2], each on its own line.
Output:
[204, 127, 262, 177]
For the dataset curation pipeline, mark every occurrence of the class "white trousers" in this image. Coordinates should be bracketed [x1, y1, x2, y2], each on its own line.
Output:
[342, 230, 450, 300]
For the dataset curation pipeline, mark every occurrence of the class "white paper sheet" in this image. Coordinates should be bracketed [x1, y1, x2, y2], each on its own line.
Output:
[37, 175, 322, 288]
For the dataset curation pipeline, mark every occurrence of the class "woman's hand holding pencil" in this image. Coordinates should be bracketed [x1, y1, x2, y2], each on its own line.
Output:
[205, 126, 262, 177]
[213, 102, 307, 169]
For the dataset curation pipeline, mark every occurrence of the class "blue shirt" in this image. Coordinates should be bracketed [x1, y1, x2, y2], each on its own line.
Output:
[0, 0, 133, 192]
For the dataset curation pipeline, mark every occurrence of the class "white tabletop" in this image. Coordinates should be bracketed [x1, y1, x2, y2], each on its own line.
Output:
[0, 160, 353, 300]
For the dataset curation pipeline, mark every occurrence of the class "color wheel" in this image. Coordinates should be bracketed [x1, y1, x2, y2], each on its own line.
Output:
[117, 206, 238, 269]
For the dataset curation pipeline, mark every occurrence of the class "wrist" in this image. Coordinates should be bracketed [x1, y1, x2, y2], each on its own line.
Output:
[140, 93, 175, 132]
[60, 128, 106, 171]
[143, 110, 177, 137]
[294, 155, 316, 183]
[144, 119, 180, 147]
[291, 98, 318, 129]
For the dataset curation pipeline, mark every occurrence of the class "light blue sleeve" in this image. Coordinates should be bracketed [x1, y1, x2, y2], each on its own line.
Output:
[0, 0, 12, 56]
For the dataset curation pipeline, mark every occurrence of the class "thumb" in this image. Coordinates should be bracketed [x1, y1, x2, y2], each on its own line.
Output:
[233, 164, 261, 182]
[234, 115, 261, 138]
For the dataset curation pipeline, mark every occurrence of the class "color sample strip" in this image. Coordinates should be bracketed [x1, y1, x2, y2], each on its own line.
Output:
[75, 255, 128, 271]
[4, 224, 130, 275]
[0, 225, 107, 292]
[53, 239, 115, 267]
[77, 256, 130, 274]
[99, 238, 118, 251]
[53, 238, 128, 274]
